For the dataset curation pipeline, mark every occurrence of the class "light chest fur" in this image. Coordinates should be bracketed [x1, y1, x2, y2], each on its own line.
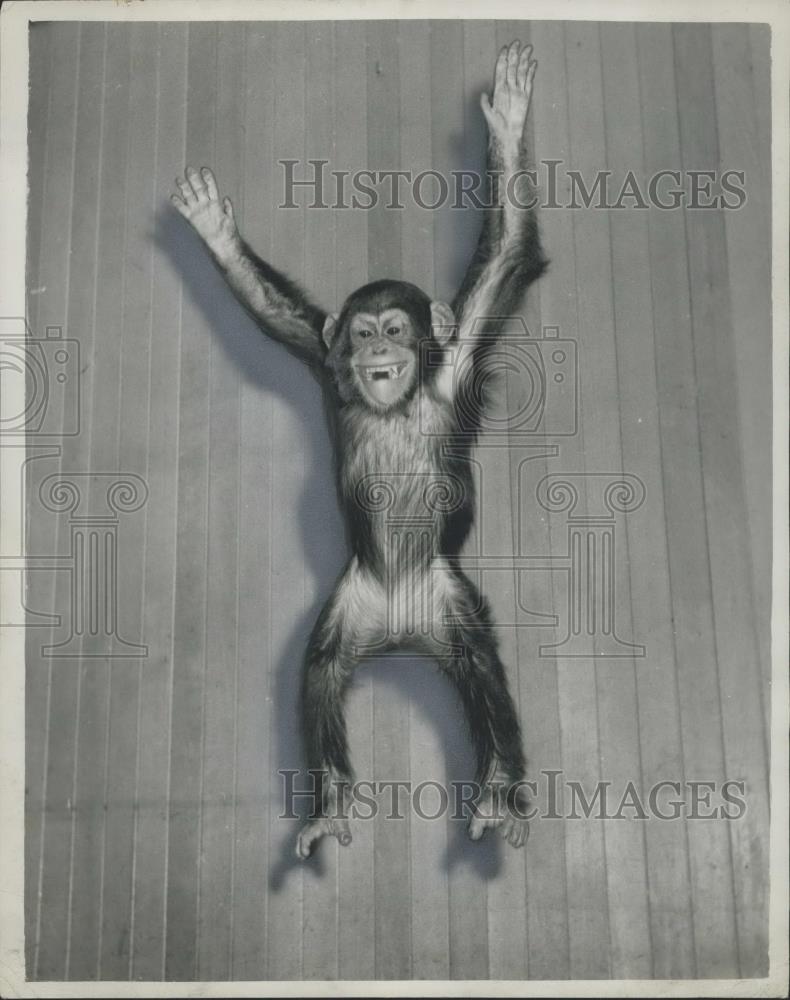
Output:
[338, 393, 459, 565]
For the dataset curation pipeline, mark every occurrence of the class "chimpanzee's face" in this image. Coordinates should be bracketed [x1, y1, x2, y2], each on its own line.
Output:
[348, 308, 419, 409]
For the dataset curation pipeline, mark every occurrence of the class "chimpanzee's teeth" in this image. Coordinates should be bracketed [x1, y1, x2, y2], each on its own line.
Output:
[358, 362, 408, 381]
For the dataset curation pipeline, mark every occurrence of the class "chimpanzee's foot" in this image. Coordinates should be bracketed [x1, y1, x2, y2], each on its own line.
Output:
[295, 813, 352, 860]
[496, 808, 530, 848]
[467, 781, 530, 848]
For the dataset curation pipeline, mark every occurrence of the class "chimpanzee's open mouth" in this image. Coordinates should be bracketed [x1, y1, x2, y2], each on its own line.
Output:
[357, 362, 410, 382]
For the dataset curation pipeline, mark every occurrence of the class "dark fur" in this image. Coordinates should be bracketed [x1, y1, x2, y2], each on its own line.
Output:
[452, 138, 549, 321]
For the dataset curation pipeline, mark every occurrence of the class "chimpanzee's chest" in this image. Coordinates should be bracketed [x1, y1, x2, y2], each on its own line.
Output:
[338, 397, 459, 525]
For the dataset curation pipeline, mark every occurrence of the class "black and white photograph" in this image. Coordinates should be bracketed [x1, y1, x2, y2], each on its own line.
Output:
[0, 0, 787, 994]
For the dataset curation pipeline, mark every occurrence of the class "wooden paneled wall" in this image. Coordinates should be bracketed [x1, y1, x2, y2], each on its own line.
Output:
[25, 19, 771, 981]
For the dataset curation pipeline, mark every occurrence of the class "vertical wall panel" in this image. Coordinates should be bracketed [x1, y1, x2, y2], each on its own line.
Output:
[366, 20, 413, 982]
[555, 22, 613, 979]
[195, 22, 244, 982]
[712, 25, 772, 737]
[674, 24, 769, 978]
[26, 20, 81, 982]
[429, 18, 492, 984]
[129, 22, 186, 982]
[230, 21, 275, 981]
[637, 22, 740, 978]
[749, 24, 772, 194]
[400, 19, 451, 982]
[24, 25, 50, 314]
[522, 21, 574, 981]
[334, 20, 377, 983]
[484, 19, 532, 982]
[38, 21, 103, 980]
[24, 18, 771, 983]
[264, 20, 310, 982]
[23, 20, 51, 974]
[99, 22, 159, 981]
[164, 23, 217, 981]
[565, 23, 652, 977]
[601, 22, 696, 978]
[67, 24, 132, 980]
[300, 20, 342, 982]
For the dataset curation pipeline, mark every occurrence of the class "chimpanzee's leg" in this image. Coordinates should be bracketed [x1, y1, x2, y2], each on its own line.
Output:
[295, 558, 383, 860]
[432, 565, 530, 847]
[296, 617, 355, 859]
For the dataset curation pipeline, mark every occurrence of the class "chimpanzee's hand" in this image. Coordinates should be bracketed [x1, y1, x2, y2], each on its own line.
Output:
[480, 40, 537, 154]
[171, 166, 239, 259]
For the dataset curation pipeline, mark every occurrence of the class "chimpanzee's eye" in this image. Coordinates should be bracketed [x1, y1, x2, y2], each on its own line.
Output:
[386, 326, 400, 336]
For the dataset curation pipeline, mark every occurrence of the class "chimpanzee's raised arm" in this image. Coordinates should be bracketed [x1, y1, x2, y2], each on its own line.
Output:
[436, 42, 547, 402]
[171, 166, 327, 367]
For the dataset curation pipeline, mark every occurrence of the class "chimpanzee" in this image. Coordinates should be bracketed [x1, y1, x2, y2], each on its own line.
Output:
[171, 41, 547, 858]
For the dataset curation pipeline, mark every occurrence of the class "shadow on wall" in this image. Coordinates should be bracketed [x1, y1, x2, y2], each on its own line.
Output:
[156, 201, 517, 892]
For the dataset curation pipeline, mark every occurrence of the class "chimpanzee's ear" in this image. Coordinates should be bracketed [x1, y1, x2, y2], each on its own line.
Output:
[322, 313, 339, 349]
[430, 301, 456, 345]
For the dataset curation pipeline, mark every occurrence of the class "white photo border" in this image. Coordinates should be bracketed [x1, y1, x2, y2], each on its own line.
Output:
[1, 1, 787, 997]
